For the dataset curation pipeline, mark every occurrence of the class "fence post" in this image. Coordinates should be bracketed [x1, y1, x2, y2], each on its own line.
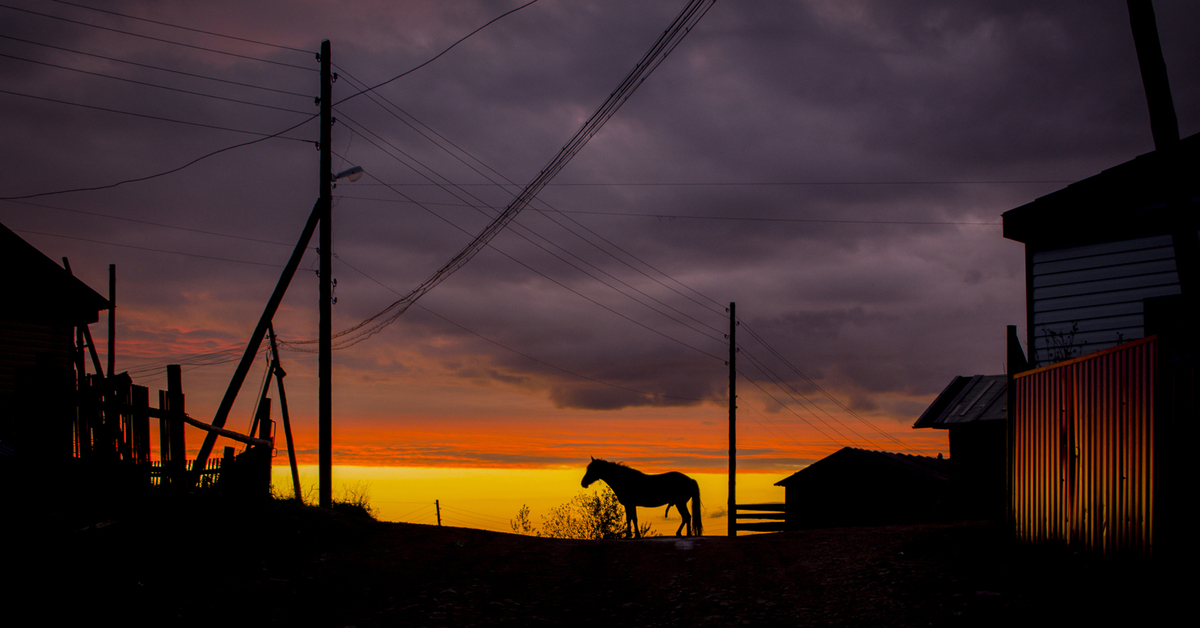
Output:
[159, 365, 186, 488]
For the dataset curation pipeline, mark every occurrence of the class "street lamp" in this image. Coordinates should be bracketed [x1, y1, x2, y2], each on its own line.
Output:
[334, 165, 364, 183]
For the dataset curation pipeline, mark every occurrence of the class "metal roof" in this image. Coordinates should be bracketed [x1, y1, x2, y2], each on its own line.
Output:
[912, 374, 1007, 430]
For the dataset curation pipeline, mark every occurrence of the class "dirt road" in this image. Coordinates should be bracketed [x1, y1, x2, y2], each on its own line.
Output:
[17, 498, 1176, 627]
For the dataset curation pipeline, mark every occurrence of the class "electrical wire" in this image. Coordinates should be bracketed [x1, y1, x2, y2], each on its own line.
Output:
[293, 242, 712, 403]
[0, 3, 316, 71]
[46, 0, 312, 53]
[738, 319, 918, 454]
[332, 0, 542, 107]
[0, 34, 311, 97]
[335, 116, 726, 348]
[0, 88, 314, 138]
[0, 52, 312, 115]
[331, 66, 727, 317]
[0, 199, 300, 248]
[0, 0, 544, 202]
[0, 113, 318, 201]
[304, 0, 716, 348]
[10, 228, 290, 267]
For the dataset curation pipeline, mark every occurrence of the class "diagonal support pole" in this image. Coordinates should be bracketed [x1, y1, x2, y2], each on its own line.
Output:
[192, 198, 326, 481]
[267, 324, 304, 502]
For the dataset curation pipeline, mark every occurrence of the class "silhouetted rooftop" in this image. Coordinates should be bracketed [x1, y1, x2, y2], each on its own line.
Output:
[1, 222, 109, 325]
[912, 375, 1007, 430]
[774, 446, 952, 487]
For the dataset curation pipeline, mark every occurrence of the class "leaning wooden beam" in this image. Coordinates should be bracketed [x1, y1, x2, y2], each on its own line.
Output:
[169, 411, 270, 448]
[191, 199, 324, 479]
[268, 324, 304, 501]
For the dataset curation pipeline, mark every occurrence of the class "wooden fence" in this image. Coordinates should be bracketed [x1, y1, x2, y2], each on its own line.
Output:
[734, 503, 787, 533]
[68, 365, 273, 496]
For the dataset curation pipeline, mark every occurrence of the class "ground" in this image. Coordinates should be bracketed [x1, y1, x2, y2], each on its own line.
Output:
[11, 495, 1179, 627]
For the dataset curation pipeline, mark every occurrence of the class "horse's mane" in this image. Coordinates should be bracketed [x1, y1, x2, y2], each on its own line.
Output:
[592, 458, 643, 477]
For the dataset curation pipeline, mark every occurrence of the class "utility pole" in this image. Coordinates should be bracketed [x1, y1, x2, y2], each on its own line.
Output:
[728, 302, 737, 537]
[107, 264, 115, 378]
[435, 500, 442, 526]
[318, 39, 333, 509]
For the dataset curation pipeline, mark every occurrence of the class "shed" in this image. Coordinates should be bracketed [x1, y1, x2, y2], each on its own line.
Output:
[912, 375, 1007, 519]
[774, 447, 952, 530]
[0, 222, 109, 458]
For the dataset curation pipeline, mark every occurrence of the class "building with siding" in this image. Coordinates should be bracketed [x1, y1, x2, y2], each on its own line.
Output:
[1003, 132, 1198, 366]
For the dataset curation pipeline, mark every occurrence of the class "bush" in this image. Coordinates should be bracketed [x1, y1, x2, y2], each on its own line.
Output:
[511, 486, 656, 539]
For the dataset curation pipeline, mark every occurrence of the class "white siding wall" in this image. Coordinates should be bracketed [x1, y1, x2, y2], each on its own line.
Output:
[1030, 234, 1181, 365]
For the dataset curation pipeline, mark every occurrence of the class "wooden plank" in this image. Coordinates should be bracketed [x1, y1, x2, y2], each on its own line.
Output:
[735, 503, 786, 511]
[736, 522, 787, 533]
[735, 513, 786, 520]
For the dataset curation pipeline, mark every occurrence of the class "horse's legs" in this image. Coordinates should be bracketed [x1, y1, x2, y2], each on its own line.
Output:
[626, 506, 639, 539]
[675, 501, 691, 537]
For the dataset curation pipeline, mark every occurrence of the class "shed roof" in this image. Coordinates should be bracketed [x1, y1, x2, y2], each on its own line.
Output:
[912, 375, 1006, 430]
[2, 222, 109, 325]
[1002, 132, 1199, 251]
[774, 447, 951, 487]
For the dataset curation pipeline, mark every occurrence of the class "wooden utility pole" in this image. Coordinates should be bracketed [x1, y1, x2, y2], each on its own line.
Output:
[728, 302, 737, 537]
[107, 264, 115, 378]
[318, 39, 333, 510]
[436, 500, 442, 526]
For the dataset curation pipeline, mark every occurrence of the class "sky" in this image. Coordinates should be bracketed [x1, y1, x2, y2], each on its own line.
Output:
[3, 0, 1199, 478]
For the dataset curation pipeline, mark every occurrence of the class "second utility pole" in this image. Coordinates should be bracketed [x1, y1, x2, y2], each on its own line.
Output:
[319, 39, 333, 510]
[728, 302, 736, 537]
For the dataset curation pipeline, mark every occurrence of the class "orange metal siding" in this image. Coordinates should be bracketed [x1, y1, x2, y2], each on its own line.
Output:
[1011, 336, 1155, 555]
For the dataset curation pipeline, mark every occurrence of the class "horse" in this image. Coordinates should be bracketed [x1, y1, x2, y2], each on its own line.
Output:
[581, 457, 703, 538]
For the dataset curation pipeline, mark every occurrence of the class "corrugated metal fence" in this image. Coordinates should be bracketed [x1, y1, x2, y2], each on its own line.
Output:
[1010, 336, 1155, 555]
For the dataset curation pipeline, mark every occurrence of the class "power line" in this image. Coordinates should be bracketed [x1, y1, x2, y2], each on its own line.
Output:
[0, 34, 311, 97]
[0, 113, 318, 201]
[12, 228, 290, 268]
[335, 116, 726, 348]
[284, 244, 713, 403]
[0, 88, 314, 141]
[331, 66, 726, 316]
[555, 210, 1002, 226]
[335, 194, 1002, 226]
[46, 0, 312, 53]
[313, 0, 716, 346]
[333, 0, 542, 107]
[738, 320, 917, 454]
[0, 52, 313, 115]
[0, 2, 315, 71]
[0, 199, 300, 248]
[0, 1, 543, 203]
[356, 179, 1073, 188]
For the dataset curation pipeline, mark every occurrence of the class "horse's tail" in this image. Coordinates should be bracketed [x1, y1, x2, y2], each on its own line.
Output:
[664, 504, 673, 518]
[691, 478, 703, 536]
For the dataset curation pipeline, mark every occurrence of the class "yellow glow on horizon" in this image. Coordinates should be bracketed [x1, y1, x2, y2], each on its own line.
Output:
[277, 465, 788, 536]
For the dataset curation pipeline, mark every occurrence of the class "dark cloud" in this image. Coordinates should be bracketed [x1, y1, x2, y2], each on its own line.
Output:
[2, 0, 1198, 460]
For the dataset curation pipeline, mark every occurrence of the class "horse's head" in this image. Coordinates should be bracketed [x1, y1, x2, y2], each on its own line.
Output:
[581, 456, 602, 488]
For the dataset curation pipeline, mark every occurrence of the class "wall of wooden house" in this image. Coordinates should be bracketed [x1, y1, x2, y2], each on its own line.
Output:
[1030, 234, 1182, 366]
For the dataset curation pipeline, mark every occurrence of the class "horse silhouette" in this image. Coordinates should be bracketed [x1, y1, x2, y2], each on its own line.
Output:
[581, 457, 703, 538]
